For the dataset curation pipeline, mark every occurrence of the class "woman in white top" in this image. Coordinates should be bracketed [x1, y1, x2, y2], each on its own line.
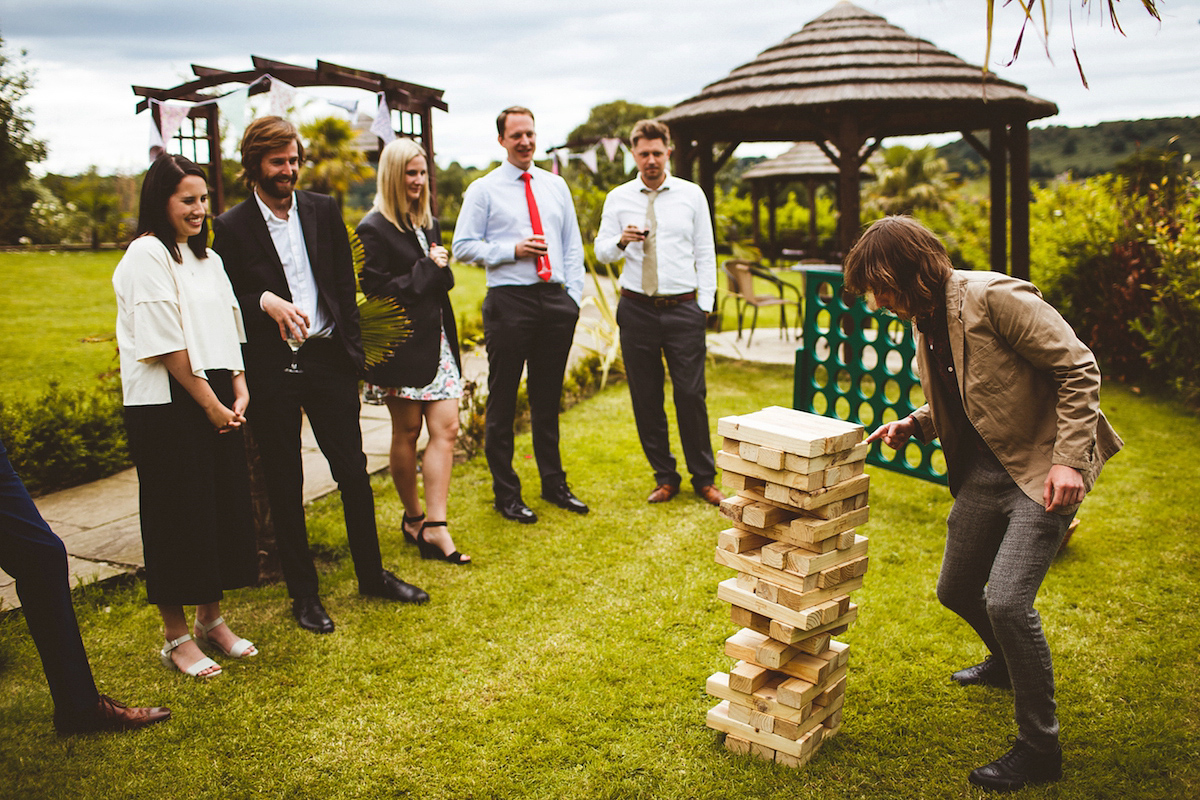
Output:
[114, 154, 258, 678]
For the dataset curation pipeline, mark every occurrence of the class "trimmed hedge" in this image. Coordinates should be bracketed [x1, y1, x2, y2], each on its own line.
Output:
[0, 378, 129, 495]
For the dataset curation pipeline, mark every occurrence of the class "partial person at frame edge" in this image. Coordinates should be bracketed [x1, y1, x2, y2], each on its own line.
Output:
[1, 438, 171, 734]
[358, 138, 470, 564]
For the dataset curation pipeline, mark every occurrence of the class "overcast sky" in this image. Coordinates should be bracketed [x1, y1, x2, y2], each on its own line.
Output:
[4, 0, 1198, 176]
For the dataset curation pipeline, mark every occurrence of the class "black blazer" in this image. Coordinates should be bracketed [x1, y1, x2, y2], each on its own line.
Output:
[212, 190, 363, 392]
[357, 211, 460, 388]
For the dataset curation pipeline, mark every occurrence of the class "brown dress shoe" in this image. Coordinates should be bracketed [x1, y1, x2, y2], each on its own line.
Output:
[696, 484, 726, 506]
[647, 484, 680, 503]
[55, 694, 171, 736]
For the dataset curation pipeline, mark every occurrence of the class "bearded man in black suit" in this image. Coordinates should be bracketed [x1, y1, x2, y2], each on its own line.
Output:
[212, 116, 427, 633]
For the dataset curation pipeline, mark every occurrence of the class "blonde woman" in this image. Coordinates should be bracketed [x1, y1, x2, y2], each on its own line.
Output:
[359, 139, 469, 564]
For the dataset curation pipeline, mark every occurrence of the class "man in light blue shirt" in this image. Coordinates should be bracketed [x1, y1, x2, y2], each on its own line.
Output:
[452, 106, 589, 523]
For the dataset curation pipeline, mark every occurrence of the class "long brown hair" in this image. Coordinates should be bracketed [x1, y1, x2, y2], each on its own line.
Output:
[843, 216, 952, 317]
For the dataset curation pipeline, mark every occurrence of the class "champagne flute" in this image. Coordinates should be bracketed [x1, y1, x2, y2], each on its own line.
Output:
[285, 336, 304, 374]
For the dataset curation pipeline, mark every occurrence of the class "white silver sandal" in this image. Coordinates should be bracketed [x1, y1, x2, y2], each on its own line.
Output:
[160, 633, 222, 678]
[194, 615, 257, 658]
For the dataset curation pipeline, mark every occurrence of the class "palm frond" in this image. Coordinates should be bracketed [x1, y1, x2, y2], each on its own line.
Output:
[348, 224, 412, 368]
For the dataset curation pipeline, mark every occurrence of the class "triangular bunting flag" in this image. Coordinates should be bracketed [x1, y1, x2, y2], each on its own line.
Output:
[267, 77, 297, 116]
[600, 137, 621, 162]
[579, 149, 598, 174]
[328, 97, 359, 116]
[158, 102, 191, 146]
[370, 95, 396, 143]
[216, 86, 248, 129]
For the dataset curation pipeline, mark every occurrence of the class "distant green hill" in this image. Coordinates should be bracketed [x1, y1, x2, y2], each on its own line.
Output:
[938, 117, 1199, 179]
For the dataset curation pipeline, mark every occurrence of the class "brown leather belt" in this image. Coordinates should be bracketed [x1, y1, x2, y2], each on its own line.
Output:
[620, 288, 697, 308]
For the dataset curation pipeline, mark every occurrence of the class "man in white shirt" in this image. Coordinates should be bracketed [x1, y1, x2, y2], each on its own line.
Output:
[213, 116, 428, 634]
[453, 106, 590, 524]
[594, 120, 724, 506]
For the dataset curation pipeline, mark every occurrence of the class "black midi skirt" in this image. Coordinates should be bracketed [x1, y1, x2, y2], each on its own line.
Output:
[124, 370, 256, 605]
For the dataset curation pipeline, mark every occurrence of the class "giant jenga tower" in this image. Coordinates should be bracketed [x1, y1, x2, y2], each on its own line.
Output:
[705, 406, 870, 768]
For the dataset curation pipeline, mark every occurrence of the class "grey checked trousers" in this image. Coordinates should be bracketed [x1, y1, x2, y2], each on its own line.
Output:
[937, 452, 1074, 750]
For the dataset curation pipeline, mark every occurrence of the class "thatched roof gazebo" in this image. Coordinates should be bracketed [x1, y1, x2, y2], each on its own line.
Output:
[741, 141, 872, 259]
[660, 1, 1058, 278]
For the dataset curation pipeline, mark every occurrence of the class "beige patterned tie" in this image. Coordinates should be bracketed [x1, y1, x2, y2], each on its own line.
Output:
[641, 188, 660, 296]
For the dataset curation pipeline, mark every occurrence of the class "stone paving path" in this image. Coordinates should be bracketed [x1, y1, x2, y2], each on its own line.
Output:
[0, 299, 799, 610]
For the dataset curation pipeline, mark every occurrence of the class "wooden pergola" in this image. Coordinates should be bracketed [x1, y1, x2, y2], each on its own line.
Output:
[742, 141, 871, 259]
[133, 56, 447, 214]
[659, 1, 1058, 278]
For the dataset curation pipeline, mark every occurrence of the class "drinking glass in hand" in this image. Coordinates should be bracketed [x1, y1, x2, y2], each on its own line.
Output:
[285, 337, 304, 374]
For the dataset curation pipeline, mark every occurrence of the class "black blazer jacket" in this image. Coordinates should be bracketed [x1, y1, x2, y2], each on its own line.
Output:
[357, 211, 460, 388]
[212, 190, 364, 393]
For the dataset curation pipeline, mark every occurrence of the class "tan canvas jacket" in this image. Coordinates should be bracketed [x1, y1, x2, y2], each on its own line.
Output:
[909, 271, 1123, 514]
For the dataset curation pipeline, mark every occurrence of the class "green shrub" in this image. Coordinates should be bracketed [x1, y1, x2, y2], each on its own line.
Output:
[0, 377, 129, 495]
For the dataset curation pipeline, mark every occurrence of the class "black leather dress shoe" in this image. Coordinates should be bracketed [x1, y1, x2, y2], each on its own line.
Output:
[292, 596, 335, 634]
[494, 498, 538, 524]
[54, 694, 171, 736]
[361, 569, 429, 605]
[969, 739, 1062, 791]
[541, 483, 589, 514]
[951, 655, 1011, 689]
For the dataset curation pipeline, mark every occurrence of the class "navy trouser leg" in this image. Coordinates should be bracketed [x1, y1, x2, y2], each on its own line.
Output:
[618, 297, 679, 488]
[0, 441, 98, 716]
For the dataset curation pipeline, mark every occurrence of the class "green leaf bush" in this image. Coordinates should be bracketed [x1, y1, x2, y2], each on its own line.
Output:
[0, 377, 129, 495]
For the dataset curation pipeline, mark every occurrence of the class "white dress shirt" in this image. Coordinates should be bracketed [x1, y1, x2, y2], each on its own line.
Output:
[113, 236, 246, 406]
[594, 173, 717, 312]
[253, 190, 333, 337]
[452, 160, 585, 306]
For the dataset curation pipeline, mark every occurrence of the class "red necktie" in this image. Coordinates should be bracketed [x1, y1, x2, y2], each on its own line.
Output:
[519, 172, 553, 282]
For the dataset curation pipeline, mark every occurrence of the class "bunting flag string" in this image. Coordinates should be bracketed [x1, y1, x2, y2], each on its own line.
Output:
[267, 77, 297, 117]
[370, 93, 397, 144]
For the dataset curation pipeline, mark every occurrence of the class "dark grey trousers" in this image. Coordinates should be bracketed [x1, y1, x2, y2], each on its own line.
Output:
[937, 452, 1074, 751]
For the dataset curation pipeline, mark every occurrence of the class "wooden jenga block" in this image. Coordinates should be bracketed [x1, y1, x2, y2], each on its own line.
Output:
[725, 628, 844, 684]
[804, 493, 868, 520]
[836, 530, 856, 549]
[728, 700, 775, 733]
[724, 734, 753, 756]
[718, 450, 825, 492]
[735, 572, 758, 591]
[788, 506, 870, 544]
[783, 440, 870, 475]
[722, 436, 742, 453]
[760, 540, 799, 569]
[706, 701, 823, 760]
[768, 604, 858, 644]
[777, 665, 849, 709]
[814, 676, 848, 707]
[793, 632, 832, 656]
[719, 407, 864, 458]
[719, 494, 754, 522]
[707, 672, 811, 725]
[754, 571, 819, 602]
[775, 739, 820, 769]
[739, 496, 796, 529]
[729, 661, 771, 694]
[717, 527, 772, 554]
[722, 471, 766, 492]
[755, 636, 803, 670]
[823, 459, 866, 486]
[732, 518, 841, 554]
[783, 535, 869, 577]
[720, 581, 829, 634]
[756, 445, 785, 470]
[763, 473, 870, 512]
[730, 604, 772, 636]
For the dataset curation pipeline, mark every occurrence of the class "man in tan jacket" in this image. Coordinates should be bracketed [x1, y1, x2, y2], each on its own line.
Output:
[844, 216, 1122, 793]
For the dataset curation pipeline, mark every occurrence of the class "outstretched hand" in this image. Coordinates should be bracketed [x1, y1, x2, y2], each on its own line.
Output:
[866, 416, 920, 450]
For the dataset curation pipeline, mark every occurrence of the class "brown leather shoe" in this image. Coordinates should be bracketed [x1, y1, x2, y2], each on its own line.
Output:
[54, 694, 171, 736]
[647, 484, 680, 503]
[696, 484, 726, 506]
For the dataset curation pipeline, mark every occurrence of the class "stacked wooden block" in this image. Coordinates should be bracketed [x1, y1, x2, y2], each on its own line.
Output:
[705, 406, 870, 768]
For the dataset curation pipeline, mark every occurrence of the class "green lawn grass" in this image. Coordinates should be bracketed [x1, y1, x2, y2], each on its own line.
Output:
[1, 360, 1195, 799]
[0, 251, 124, 400]
[0, 252, 489, 403]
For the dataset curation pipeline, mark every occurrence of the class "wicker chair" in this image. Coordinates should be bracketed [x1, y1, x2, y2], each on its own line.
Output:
[720, 259, 802, 347]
